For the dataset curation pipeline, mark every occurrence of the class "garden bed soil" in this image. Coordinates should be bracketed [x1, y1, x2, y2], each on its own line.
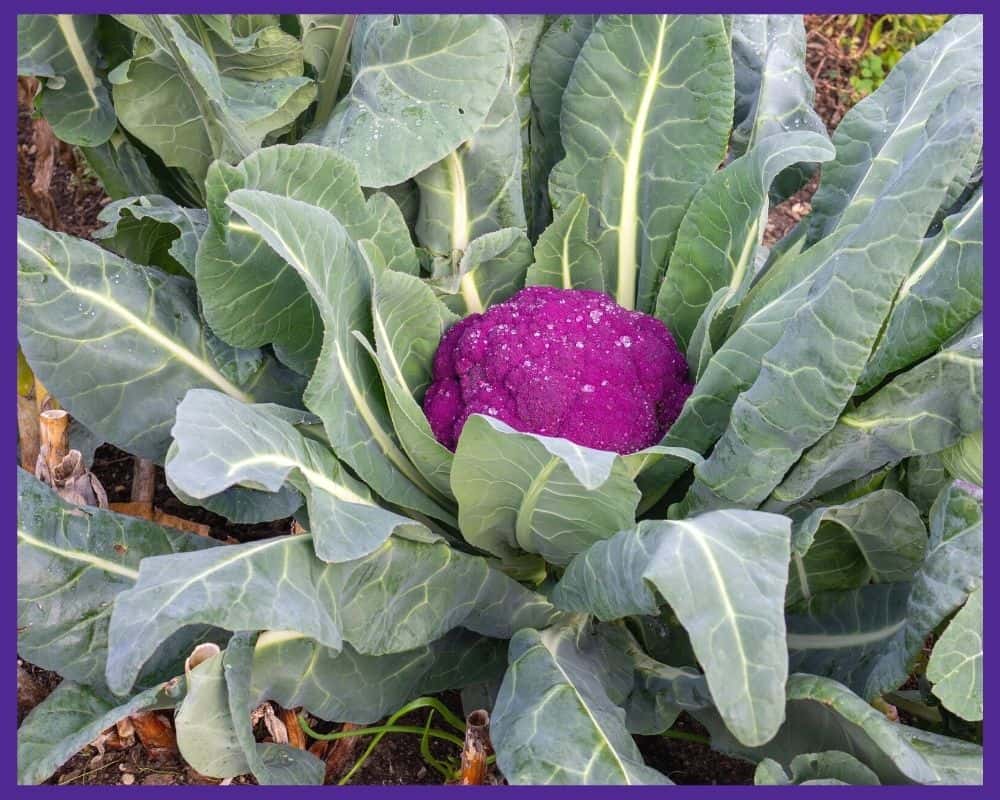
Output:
[17, 16, 866, 786]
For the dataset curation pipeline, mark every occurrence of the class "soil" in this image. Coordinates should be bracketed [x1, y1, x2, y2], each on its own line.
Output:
[16, 15, 869, 787]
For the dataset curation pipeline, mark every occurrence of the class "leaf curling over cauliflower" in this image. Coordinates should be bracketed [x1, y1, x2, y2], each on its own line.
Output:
[423, 286, 693, 454]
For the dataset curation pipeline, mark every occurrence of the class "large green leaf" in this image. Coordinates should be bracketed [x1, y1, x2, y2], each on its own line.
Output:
[250, 628, 506, 725]
[525, 193, 604, 291]
[527, 15, 597, 237]
[806, 15, 982, 243]
[93, 194, 208, 276]
[17, 470, 220, 693]
[655, 131, 833, 352]
[175, 635, 325, 784]
[106, 532, 560, 694]
[452, 415, 641, 565]
[927, 585, 982, 721]
[680, 88, 982, 513]
[17, 14, 117, 146]
[80, 131, 165, 201]
[414, 84, 525, 258]
[17, 216, 303, 463]
[491, 621, 670, 785]
[307, 14, 510, 187]
[18, 678, 185, 785]
[197, 144, 417, 376]
[300, 15, 355, 122]
[110, 15, 315, 182]
[174, 15, 305, 82]
[168, 389, 438, 562]
[787, 481, 981, 700]
[553, 510, 791, 746]
[857, 188, 982, 394]
[549, 14, 734, 311]
[698, 674, 982, 785]
[787, 490, 926, 605]
[223, 187, 452, 522]
[770, 315, 982, 507]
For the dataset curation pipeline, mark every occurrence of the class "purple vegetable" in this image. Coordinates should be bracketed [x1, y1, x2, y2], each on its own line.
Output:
[423, 286, 692, 454]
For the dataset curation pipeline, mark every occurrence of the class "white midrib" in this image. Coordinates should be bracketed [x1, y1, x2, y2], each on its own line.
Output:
[19, 236, 252, 402]
[897, 193, 982, 299]
[538, 636, 633, 783]
[515, 458, 558, 548]
[787, 619, 905, 650]
[616, 16, 667, 310]
[56, 15, 100, 106]
[840, 24, 976, 215]
[225, 453, 369, 504]
[561, 203, 586, 289]
[372, 309, 408, 390]
[448, 151, 470, 253]
[679, 519, 755, 729]
[18, 528, 139, 580]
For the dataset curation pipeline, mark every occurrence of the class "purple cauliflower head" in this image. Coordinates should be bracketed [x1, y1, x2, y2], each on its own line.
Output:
[423, 286, 692, 454]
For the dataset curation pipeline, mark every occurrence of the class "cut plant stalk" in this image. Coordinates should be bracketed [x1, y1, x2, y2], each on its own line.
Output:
[35, 408, 108, 507]
[459, 709, 491, 785]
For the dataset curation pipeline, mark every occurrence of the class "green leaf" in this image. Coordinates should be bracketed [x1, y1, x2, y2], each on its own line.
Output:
[502, 16, 548, 233]
[927, 585, 982, 721]
[788, 481, 982, 700]
[17, 14, 116, 146]
[18, 678, 185, 785]
[110, 15, 314, 182]
[433, 228, 532, 315]
[857, 189, 982, 394]
[414, 84, 526, 257]
[787, 490, 927, 605]
[655, 131, 834, 351]
[17, 216, 304, 463]
[250, 628, 506, 725]
[106, 532, 560, 694]
[177, 16, 306, 82]
[197, 144, 417, 377]
[307, 14, 510, 187]
[452, 414, 641, 565]
[806, 15, 982, 243]
[527, 15, 597, 237]
[904, 452, 952, 514]
[525, 193, 604, 291]
[80, 131, 165, 201]
[17, 468, 221, 694]
[729, 15, 828, 200]
[93, 194, 208, 275]
[697, 673, 981, 785]
[681, 89, 982, 513]
[549, 14, 734, 311]
[300, 15, 355, 122]
[368, 270, 458, 498]
[492, 621, 671, 785]
[168, 389, 437, 562]
[939, 430, 982, 487]
[223, 187, 452, 522]
[553, 510, 791, 746]
[175, 635, 325, 783]
[770, 315, 982, 507]
[755, 751, 881, 785]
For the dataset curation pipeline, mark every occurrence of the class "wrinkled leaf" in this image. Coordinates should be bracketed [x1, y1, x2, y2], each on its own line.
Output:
[307, 14, 510, 187]
[755, 751, 881, 785]
[525, 193, 604, 291]
[553, 510, 791, 746]
[550, 14, 734, 311]
[18, 216, 304, 463]
[927, 585, 982, 721]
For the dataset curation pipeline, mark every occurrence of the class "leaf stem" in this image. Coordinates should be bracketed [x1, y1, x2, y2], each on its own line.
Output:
[661, 728, 711, 746]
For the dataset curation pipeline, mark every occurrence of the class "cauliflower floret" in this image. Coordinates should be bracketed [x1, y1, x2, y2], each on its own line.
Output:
[423, 286, 692, 454]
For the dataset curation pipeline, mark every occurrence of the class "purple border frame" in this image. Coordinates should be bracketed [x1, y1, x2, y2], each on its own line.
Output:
[7, 3, 992, 798]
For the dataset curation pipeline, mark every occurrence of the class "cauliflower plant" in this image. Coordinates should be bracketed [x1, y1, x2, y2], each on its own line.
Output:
[423, 286, 692, 454]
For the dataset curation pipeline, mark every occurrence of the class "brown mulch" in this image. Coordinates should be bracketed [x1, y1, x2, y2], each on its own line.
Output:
[17, 15, 865, 786]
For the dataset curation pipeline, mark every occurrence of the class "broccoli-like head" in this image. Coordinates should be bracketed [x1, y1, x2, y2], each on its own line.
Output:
[423, 286, 692, 454]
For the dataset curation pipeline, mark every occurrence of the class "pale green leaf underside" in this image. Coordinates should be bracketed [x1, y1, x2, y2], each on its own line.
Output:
[927, 585, 982, 721]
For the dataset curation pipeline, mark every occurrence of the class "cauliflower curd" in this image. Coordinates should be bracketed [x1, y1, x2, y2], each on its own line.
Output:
[423, 286, 692, 454]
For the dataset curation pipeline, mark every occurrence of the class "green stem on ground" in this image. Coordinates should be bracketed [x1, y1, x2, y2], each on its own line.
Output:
[662, 728, 711, 746]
